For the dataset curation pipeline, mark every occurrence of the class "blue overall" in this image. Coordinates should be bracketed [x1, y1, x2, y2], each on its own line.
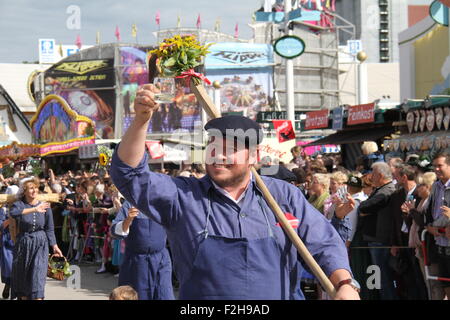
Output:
[180, 192, 287, 300]
[112, 201, 174, 300]
[110, 150, 352, 300]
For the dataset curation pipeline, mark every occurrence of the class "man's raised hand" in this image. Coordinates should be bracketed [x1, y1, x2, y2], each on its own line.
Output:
[134, 84, 161, 123]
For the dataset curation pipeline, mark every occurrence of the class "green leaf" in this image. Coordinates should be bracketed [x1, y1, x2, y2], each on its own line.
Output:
[163, 57, 176, 67]
[181, 51, 188, 65]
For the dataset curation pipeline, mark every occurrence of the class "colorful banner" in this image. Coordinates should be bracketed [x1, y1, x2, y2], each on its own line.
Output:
[273, 120, 296, 143]
[347, 103, 375, 126]
[30, 95, 95, 156]
[40, 137, 95, 157]
[205, 43, 274, 69]
[305, 109, 329, 130]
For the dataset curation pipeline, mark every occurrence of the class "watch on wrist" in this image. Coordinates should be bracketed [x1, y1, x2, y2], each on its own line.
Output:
[337, 278, 361, 293]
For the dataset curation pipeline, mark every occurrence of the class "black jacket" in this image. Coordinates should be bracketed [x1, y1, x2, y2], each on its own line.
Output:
[358, 181, 396, 245]
[390, 187, 421, 247]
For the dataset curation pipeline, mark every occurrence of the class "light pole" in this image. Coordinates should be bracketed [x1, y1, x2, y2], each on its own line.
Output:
[356, 51, 368, 104]
[284, 0, 295, 126]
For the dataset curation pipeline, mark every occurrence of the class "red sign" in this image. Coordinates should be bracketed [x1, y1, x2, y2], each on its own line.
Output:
[145, 141, 164, 159]
[272, 120, 296, 143]
[305, 110, 329, 130]
[347, 103, 375, 125]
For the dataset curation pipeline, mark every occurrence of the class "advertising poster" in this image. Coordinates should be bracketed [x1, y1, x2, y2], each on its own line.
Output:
[44, 59, 116, 139]
[120, 46, 202, 134]
[205, 43, 274, 121]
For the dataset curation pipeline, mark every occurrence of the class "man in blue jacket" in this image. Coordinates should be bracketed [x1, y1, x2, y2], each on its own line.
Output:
[110, 84, 360, 300]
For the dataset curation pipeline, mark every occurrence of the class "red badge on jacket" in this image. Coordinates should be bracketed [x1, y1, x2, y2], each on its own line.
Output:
[276, 213, 299, 229]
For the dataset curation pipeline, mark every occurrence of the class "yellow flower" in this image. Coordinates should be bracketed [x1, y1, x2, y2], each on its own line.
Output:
[99, 153, 109, 166]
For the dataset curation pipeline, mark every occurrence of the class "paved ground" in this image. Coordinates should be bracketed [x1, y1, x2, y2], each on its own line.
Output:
[0, 264, 118, 300]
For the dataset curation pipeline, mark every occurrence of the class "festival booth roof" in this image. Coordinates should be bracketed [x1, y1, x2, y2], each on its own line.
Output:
[400, 96, 450, 111]
[304, 126, 396, 147]
[0, 63, 45, 114]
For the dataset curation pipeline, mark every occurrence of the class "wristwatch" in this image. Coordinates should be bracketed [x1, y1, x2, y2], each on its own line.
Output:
[337, 278, 361, 293]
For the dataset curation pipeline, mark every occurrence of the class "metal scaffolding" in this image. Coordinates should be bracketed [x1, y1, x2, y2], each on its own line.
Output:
[250, 12, 356, 113]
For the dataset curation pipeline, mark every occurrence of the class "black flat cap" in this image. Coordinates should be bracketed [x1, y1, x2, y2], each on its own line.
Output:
[204, 115, 264, 146]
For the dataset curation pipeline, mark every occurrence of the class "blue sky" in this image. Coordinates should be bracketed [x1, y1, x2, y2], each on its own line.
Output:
[0, 0, 259, 63]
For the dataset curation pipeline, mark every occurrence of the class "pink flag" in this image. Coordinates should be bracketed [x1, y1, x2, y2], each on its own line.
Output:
[156, 11, 161, 26]
[75, 34, 82, 49]
[115, 25, 121, 42]
[234, 23, 239, 38]
[196, 14, 201, 29]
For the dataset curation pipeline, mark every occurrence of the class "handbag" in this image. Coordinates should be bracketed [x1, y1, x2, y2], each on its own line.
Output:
[47, 254, 71, 281]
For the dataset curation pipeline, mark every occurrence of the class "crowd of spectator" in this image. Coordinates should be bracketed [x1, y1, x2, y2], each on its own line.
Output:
[0, 141, 448, 300]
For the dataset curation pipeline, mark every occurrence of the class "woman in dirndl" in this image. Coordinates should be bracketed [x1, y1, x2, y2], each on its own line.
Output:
[9, 177, 63, 300]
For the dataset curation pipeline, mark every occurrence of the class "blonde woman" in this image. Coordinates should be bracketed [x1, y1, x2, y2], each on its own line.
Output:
[10, 177, 62, 300]
[324, 171, 349, 220]
[308, 173, 330, 214]
[360, 141, 384, 174]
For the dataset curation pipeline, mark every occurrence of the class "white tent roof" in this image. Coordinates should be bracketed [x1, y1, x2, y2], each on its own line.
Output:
[0, 63, 46, 113]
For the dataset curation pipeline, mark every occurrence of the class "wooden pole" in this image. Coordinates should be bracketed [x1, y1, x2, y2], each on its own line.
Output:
[190, 80, 337, 298]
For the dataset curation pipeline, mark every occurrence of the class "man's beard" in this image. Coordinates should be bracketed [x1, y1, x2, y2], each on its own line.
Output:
[206, 165, 250, 189]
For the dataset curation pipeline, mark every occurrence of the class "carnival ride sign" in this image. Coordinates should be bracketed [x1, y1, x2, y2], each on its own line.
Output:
[30, 95, 95, 157]
[53, 60, 109, 75]
[347, 103, 375, 126]
[44, 59, 115, 139]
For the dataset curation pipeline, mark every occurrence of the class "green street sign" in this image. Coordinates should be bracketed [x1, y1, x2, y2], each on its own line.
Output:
[273, 35, 306, 59]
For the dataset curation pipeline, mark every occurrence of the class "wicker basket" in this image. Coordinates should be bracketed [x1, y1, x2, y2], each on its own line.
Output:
[47, 254, 69, 281]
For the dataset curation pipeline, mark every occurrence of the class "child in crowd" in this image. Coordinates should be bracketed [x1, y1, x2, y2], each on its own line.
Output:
[109, 285, 138, 300]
